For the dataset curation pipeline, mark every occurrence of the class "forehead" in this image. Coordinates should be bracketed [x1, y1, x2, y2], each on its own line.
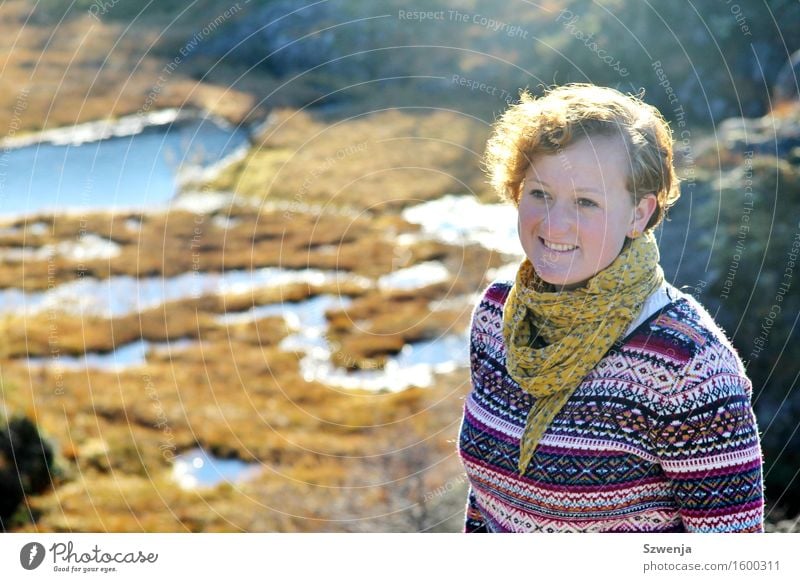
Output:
[524, 135, 630, 183]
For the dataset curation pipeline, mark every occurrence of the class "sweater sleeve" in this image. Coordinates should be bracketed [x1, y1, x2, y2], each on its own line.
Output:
[651, 366, 765, 532]
[464, 485, 488, 533]
[459, 283, 498, 533]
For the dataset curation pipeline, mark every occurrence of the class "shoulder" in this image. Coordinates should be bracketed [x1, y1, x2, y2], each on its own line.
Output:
[469, 278, 513, 337]
[477, 277, 513, 306]
[644, 285, 752, 399]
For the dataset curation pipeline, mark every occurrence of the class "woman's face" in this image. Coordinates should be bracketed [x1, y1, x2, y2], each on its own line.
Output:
[517, 135, 656, 291]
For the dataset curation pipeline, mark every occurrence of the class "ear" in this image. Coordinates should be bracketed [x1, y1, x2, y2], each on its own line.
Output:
[629, 193, 658, 237]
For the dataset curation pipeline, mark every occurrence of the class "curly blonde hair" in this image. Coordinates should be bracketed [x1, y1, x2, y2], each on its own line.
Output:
[482, 83, 680, 231]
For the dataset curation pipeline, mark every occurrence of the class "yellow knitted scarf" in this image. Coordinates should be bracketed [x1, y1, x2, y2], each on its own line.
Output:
[502, 231, 664, 475]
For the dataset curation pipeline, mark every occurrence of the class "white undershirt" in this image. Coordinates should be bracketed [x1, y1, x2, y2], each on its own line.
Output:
[622, 281, 680, 339]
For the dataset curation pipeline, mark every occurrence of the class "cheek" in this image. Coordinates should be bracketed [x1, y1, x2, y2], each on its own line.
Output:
[582, 208, 619, 230]
[582, 214, 628, 255]
[576, 213, 625, 249]
[517, 203, 541, 227]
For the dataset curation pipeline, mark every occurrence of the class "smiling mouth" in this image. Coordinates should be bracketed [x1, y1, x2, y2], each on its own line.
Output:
[539, 237, 578, 252]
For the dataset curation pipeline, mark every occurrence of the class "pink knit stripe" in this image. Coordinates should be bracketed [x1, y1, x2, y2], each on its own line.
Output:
[463, 399, 520, 443]
[661, 455, 763, 478]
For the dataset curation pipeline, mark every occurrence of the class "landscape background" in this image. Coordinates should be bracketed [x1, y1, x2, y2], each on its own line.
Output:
[1, 0, 799, 532]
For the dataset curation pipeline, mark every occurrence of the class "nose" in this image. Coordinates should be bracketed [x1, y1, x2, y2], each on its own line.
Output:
[542, 199, 576, 238]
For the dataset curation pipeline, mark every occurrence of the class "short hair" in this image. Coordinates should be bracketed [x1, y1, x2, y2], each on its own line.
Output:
[482, 83, 680, 231]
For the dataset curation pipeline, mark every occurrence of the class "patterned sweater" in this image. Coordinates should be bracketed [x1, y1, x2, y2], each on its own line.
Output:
[458, 279, 765, 533]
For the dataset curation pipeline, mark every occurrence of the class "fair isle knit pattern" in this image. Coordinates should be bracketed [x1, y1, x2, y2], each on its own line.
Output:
[458, 279, 764, 533]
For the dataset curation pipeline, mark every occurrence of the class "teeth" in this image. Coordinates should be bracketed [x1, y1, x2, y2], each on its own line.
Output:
[542, 239, 577, 252]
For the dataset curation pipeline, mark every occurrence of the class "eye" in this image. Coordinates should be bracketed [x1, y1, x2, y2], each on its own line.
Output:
[577, 198, 598, 208]
[528, 189, 548, 199]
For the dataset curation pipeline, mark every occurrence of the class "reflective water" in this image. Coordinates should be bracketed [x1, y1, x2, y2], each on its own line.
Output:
[7, 195, 517, 391]
[172, 447, 262, 489]
[402, 194, 521, 255]
[0, 268, 370, 317]
[0, 115, 249, 217]
[26, 338, 196, 370]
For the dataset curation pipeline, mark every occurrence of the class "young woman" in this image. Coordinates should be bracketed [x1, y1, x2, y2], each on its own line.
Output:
[458, 84, 764, 532]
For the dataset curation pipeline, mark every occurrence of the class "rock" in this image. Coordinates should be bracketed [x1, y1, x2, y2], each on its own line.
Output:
[773, 48, 800, 104]
[0, 417, 55, 527]
[765, 518, 800, 533]
[717, 104, 800, 158]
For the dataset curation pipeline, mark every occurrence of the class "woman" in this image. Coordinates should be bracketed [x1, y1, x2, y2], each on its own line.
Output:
[458, 83, 764, 533]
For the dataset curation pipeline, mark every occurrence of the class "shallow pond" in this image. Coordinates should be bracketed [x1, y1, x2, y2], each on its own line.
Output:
[172, 447, 262, 489]
[0, 112, 249, 217]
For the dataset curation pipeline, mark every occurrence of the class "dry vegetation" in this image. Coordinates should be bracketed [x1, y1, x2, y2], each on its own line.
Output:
[0, 202, 501, 290]
[205, 106, 496, 211]
[0, 1, 255, 135]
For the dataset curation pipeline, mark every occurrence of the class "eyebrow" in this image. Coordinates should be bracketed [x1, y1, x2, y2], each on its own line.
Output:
[574, 187, 603, 194]
[525, 179, 603, 195]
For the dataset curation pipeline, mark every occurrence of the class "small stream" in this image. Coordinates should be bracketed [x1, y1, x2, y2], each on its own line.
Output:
[400, 194, 524, 281]
[219, 292, 472, 392]
[0, 267, 371, 318]
[26, 338, 196, 370]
